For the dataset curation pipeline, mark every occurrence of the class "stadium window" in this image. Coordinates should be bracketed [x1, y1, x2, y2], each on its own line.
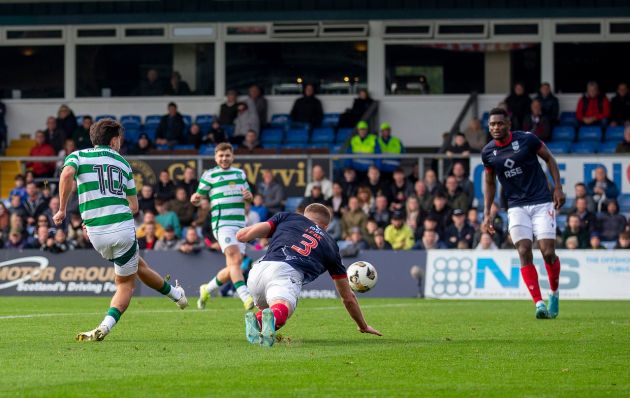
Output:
[225, 41, 367, 95]
[0, 46, 64, 99]
[75, 43, 214, 97]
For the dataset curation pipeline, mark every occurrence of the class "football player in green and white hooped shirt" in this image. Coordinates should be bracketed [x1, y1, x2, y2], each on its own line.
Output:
[191, 142, 255, 310]
[53, 119, 188, 342]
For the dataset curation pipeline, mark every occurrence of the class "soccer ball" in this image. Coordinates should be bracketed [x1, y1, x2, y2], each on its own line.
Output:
[347, 261, 378, 293]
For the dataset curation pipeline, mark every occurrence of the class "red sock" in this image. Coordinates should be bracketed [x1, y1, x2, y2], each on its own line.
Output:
[270, 303, 289, 330]
[520, 264, 543, 303]
[545, 257, 561, 292]
[255, 310, 263, 328]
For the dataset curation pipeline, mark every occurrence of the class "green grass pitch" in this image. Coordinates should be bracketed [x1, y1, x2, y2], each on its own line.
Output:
[0, 297, 628, 397]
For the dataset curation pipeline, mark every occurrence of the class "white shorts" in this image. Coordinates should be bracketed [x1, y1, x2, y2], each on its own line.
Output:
[90, 228, 139, 276]
[507, 202, 556, 244]
[216, 226, 246, 254]
[247, 260, 304, 312]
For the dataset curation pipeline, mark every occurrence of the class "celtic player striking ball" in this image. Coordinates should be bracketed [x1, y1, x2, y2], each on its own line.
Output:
[347, 261, 378, 293]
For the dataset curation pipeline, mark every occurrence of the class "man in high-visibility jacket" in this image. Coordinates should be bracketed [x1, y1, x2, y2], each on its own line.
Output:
[346, 120, 380, 177]
[377, 122, 405, 175]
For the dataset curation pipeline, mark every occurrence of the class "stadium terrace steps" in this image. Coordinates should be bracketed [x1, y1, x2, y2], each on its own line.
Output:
[1, 139, 35, 197]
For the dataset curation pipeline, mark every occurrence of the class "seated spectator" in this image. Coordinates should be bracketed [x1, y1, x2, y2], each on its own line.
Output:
[388, 168, 413, 211]
[463, 118, 487, 152]
[5, 229, 26, 249]
[137, 222, 158, 250]
[343, 227, 370, 253]
[378, 123, 405, 175]
[56, 138, 76, 172]
[154, 225, 179, 250]
[339, 89, 374, 129]
[588, 231, 605, 250]
[473, 202, 504, 248]
[467, 208, 480, 231]
[598, 199, 626, 242]
[43, 116, 66, 153]
[475, 232, 498, 250]
[156, 102, 185, 147]
[505, 82, 531, 130]
[576, 81, 610, 126]
[615, 126, 630, 153]
[9, 174, 27, 204]
[444, 175, 469, 212]
[370, 194, 391, 228]
[522, 99, 551, 141]
[445, 133, 471, 174]
[561, 214, 589, 248]
[564, 236, 579, 250]
[177, 166, 199, 198]
[245, 84, 267, 130]
[203, 120, 228, 145]
[614, 231, 630, 249]
[155, 170, 176, 201]
[570, 197, 597, 232]
[218, 89, 239, 125]
[0, 203, 9, 244]
[66, 212, 91, 249]
[290, 83, 324, 127]
[135, 68, 163, 96]
[299, 182, 327, 210]
[136, 210, 165, 240]
[233, 102, 259, 145]
[23, 182, 47, 226]
[43, 196, 64, 231]
[423, 168, 441, 196]
[535, 82, 560, 123]
[356, 186, 373, 215]
[326, 205, 342, 241]
[245, 202, 260, 226]
[587, 166, 619, 211]
[609, 82, 630, 126]
[443, 209, 475, 248]
[407, 164, 420, 186]
[428, 192, 452, 228]
[25, 170, 35, 185]
[185, 123, 204, 149]
[364, 218, 378, 247]
[8, 195, 27, 224]
[327, 182, 347, 218]
[250, 193, 268, 221]
[413, 180, 434, 213]
[190, 197, 210, 233]
[346, 121, 380, 175]
[340, 167, 359, 198]
[27, 130, 56, 177]
[570, 182, 596, 213]
[305, 164, 332, 200]
[370, 228, 392, 250]
[384, 211, 415, 250]
[168, 187, 195, 227]
[29, 225, 50, 249]
[43, 229, 72, 253]
[154, 198, 181, 237]
[257, 170, 284, 216]
[341, 196, 367, 239]
[365, 166, 387, 198]
[177, 228, 204, 254]
[451, 162, 474, 209]
[164, 71, 191, 96]
[404, 196, 424, 233]
[72, 115, 93, 149]
[412, 229, 446, 250]
[56, 104, 77, 141]
[128, 132, 154, 155]
[239, 129, 261, 152]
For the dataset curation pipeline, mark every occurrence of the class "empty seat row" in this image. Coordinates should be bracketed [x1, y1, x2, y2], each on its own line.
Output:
[261, 127, 352, 145]
[270, 113, 341, 129]
[551, 125, 624, 143]
[546, 141, 618, 154]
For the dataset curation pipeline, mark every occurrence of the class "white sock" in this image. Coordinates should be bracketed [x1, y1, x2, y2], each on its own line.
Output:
[167, 285, 182, 301]
[99, 315, 117, 333]
[205, 277, 222, 294]
[236, 284, 251, 301]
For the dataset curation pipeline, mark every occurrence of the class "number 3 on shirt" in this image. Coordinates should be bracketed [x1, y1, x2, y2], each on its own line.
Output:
[291, 233, 319, 256]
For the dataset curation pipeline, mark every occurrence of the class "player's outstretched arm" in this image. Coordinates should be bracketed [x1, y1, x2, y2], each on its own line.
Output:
[53, 166, 75, 226]
[333, 278, 382, 336]
[236, 222, 272, 243]
[537, 144, 566, 209]
[481, 167, 497, 235]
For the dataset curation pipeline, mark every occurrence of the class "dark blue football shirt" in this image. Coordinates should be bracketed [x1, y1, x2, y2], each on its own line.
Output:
[262, 212, 346, 284]
[481, 131, 552, 208]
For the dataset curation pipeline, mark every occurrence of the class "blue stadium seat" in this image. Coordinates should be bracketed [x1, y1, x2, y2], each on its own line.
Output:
[556, 214, 568, 231]
[198, 144, 215, 155]
[551, 126, 575, 142]
[285, 128, 309, 144]
[144, 114, 161, 125]
[290, 121, 311, 131]
[124, 128, 141, 143]
[545, 142, 570, 154]
[597, 141, 618, 154]
[261, 128, 284, 144]
[270, 114, 290, 129]
[155, 145, 170, 151]
[95, 114, 116, 121]
[283, 143, 308, 149]
[605, 126, 625, 142]
[322, 113, 341, 128]
[261, 143, 281, 150]
[311, 127, 335, 144]
[284, 197, 303, 213]
[329, 144, 343, 153]
[222, 125, 235, 138]
[578, 126, 602, 142]
[182, 115, 192, 134]
[194, 114, 213, 132]
[481, 112, 490, 130]
[336, 128, 354, 143]
[173, 145, 196, 150]
[559, 111, 577, 126]
[570, 142, 597, 154]
[619, 194, 630, 213]
[308, 143, 330, 150]
[75, 115, 84, 125]
[120, 115, 142, 129]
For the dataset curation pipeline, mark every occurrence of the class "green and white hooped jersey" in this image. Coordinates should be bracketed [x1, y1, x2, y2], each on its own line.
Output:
[196, 166, 250, 233]
[63, 146, 136, 235]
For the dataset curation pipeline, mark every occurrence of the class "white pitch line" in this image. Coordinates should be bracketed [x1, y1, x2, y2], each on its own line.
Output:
[0, 302, 419, 321]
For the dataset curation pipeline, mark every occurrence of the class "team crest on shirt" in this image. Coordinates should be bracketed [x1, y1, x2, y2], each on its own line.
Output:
[225, 237, 231, 243]
[493, 150, 497, 156]
[511, 140, 520, 152]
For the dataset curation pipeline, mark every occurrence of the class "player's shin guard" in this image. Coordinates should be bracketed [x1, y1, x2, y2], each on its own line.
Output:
[270, 303, 289, 330]
[544, 257, 561, 293]
[520, 264, 543, 304]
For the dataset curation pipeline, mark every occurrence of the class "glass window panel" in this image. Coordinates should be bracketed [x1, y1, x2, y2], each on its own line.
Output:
[0, 46, 64, 98]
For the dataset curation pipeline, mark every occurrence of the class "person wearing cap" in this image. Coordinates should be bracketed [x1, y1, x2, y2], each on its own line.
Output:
[156, 102, 185, 147]
[128, 132, 154, 155]
[384, 210, 415, 250]
[443, 209, 475, 248]
[347, 120, 381, 175]
[377, 122, 405, 175]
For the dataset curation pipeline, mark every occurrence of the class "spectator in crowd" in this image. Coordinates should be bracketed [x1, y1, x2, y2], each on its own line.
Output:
[190, 197, 210, 233]
[135, 68, 163, 96]
[177, 228, 204, 254]
[413, 229, 446, 250]
[576, 81, 610, 126]
[598, 199, 626, 242]
[378, 123, 405, 175]
[370, 194, 391, 228]
[571, 197, 598, 233]
[232, 102, 259, 145]
[8, 194, 27, 222]
[25, 171, 35, 185]
[177, 166, 199, 198]
[43, 196, 63, 230]
[473, 202, 504, 248]
[43, 229, 72, 253]
[587, 166, 619, 211]
[340, 89, 374, 129]
[505, 82, 531, 130]
[570, 182, 596, 213]
[327, 182, 347, 218]
[326, 205, 342, 241]
[155, 225, 179, 250]
[463, 118, 487, 152]
[154, 199, 181, 237]
[413, 180, 434, 213]
[451, 162, 475, 209]
[388, 168, 413, 211]
[218, 89, 239, 125]
[365, 166, 387, 199]
[9, 175, 27, 204]
[428, 191, 452, 229]
[250, 194, 268, 222]
[341, 196, 367, 239]
[476, 232, 498, 250]
[203, 120, 228, 145]
[72, 115, 93, 149]
[370, 229, 392, 250]
[343, 227, 370, 252]
[445, 133, 471, 173]
[168, 187, 195, 227]
[443, 209, 475, 249]
[256, 169, 284, 216]
[562, 214, 589, 249]
[356, 186, 373, 215]
[444, 175, 469, 212]
[304, 164, 332, 200]
[299, 182, 327, 210]
[384, 211, 415, 250]
[156, 102, 185, 147]
[467, 208, 480, 231]
[137, 222, 158, 250]
[128, 132, 153, 155]
[614, 231, 630, 249]
[27, 130, 56, 178]
[615, 126, 630, 153]
[589, 232, 605, 250]
[155, 170, 176, 201]
[56, 104, 77, 141]
[535, 82, 560, 123]
[29, 225, 50, 249]
[609, 82, 630, 126]
[290, 83, 324, 127]
[245, 202, 260, 226]
[239, 129, 261, 152]
[0, 203, 9, 243]
[185, 123, 204, 149]
[42, 116, 65, 156]
[56, 139, 76, 172]
[522, 98, 551, 141]
[136, 210, 165, 240]
[245, 84, 267, 129]
[164, 71, 191, 96]
[364, 219, 378, 248]
[404, 196, 424, 233]
[347, 121, 380, 175]
[423, 168, 441, 196]
[66, 212, 90, 249]
[340, 167, 359, 198]
[4, 230, 26, 249]
[407, 163, 420, 186]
